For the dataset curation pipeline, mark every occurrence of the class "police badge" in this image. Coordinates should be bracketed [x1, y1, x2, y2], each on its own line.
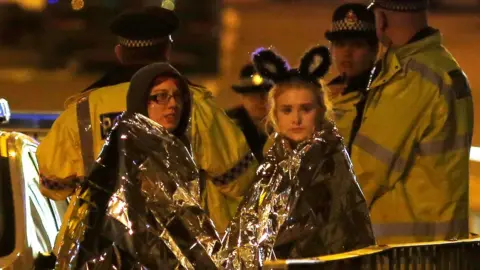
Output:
[345, 10, 358, 27]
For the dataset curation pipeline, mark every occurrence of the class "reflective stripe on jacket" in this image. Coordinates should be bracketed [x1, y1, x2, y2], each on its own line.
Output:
[37, 81, 258, 242]
[328, 89, 363, 150]
[326, 71, 371, 152]
[351, 31, 473, 244]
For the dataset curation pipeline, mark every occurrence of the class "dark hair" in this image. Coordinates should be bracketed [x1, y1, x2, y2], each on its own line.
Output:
[127, 63, 192, 138]
[118, 41, 171, 64]
[149, 73, 191, 138]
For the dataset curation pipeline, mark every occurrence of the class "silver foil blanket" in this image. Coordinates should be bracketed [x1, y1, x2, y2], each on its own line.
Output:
[215, 127, 375, 269]
[55, 112, 221, 270]
[54, 114, 373, 269]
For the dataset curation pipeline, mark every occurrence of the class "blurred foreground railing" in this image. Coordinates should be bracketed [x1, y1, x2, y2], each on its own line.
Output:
[263, 237, 480, 269]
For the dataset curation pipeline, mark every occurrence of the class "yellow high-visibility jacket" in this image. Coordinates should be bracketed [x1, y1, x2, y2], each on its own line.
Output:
[325, 71, 370, 150]
[37, 81, 258, 243]
[329, 91, 362, 147]
[351, 31, 474, 244]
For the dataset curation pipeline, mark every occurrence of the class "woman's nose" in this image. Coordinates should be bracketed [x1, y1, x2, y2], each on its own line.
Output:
[292, 111, 302, 125]
[167, 96, 178, 108]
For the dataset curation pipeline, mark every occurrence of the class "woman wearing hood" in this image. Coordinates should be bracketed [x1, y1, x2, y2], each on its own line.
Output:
[54, 63, 221, 269]
[216, 46, 376, 269]
[127, 63, 258, 235]
[126, 62, 193, 141]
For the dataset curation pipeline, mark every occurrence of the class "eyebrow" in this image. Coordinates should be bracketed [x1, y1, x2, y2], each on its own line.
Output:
[151, 88, 180, 94]
[279, 102, 314, 107]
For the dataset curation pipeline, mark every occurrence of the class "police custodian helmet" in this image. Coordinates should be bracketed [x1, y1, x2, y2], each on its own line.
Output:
[231, 64, 273, 94]
[325, 3, 377, 42]
[110, 6, 179, 48]
[367, 0, 429, 12]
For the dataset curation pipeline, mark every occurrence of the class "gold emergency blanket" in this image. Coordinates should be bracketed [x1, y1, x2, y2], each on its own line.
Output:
[55, 112, 221, 269]
[216, 125, 376, 269]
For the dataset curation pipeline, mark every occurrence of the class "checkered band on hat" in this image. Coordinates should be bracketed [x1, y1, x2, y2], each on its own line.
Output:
[40, 175, 82, 190]
[212, 152, 256, 185]
[332, 20, 375, 32]
[118, 36, 171, 48]
[372, 0, 428, 11]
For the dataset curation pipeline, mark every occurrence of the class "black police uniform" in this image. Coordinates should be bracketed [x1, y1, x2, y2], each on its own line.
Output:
[227, 64, 272, 163]
[325, 3, 377, 153]
[83, 6, 179, 92]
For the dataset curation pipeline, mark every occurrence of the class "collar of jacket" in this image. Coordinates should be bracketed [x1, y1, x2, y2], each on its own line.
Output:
[407, 27, 438, 44]
[369, 30, 442, 90]
[329, 69, 371, 95]
[83, 64, 147, 92]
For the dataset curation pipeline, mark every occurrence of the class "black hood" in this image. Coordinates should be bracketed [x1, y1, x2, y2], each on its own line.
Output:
[126, 62, 192, 137]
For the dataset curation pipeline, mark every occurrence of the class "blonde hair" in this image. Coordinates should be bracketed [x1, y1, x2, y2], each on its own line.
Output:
[265, 79, 332, 134]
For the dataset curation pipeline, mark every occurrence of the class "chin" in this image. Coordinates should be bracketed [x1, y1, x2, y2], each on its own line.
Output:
[166, 125, 177, 132]
[157, 122, 173, 131]
[287, 134, 308, 143]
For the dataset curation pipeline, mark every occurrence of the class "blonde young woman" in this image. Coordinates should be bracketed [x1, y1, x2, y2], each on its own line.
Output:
[217, 46, 375, 269]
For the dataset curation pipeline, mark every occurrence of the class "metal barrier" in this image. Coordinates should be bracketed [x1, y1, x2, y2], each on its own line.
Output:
[263, 237, 480, 269]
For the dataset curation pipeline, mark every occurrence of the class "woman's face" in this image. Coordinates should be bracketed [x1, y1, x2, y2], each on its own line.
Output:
[275, 88, 320, 143]
[148, 78, 184, 132]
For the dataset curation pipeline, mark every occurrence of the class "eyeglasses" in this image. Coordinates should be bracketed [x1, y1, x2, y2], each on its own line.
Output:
[148, 92, 183, 105]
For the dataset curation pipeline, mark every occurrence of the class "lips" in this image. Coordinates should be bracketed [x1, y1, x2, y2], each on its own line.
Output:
[164, 112, 178, 122]
[290, 127, 305, 133]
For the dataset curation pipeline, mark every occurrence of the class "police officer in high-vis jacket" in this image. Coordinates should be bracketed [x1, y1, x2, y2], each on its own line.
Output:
[324, 3, 378, 152]
[227, 63, 273, 163]
[351, 0, 473, 244]
[37, 6, 258, 242]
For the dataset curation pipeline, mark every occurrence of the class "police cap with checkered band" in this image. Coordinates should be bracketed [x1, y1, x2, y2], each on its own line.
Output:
[367, 0, 429, 12]
[110, 6, 179, 48]
[231, 63, 273, 94]
[325, 3, 377, 42]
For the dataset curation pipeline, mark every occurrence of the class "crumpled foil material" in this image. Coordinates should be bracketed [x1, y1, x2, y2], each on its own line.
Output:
[215, 125, 375, 269]
[54, 113, 374, 269]
[55, 112, 221, 269]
